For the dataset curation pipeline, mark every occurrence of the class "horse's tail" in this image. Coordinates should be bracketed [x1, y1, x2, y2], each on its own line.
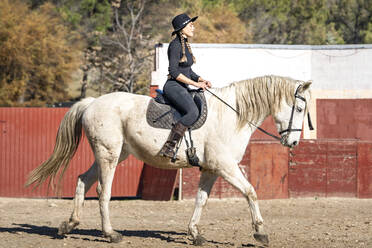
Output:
[25, 97, 95, 191]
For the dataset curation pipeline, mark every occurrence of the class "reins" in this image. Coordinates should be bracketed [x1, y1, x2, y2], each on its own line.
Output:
[205, 88, 282, 141]
[205, 86, 314, 141]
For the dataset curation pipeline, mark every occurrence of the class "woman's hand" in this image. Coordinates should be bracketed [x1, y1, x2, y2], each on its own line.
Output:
[197, 78, 212, 90]
[195, 81, 208, 90]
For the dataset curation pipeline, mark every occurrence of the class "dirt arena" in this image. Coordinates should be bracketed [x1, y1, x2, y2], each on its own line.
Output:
[0, 197, 371, 248]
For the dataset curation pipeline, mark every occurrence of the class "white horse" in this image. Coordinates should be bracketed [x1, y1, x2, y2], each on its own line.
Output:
[26, 75, 312, 246]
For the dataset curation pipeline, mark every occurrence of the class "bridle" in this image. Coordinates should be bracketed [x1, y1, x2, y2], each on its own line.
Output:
[278, 85, 314, 139]
[205, 84, 314, 143]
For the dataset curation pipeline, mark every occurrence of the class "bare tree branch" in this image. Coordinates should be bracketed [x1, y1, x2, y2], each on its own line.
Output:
[93, 0, 151, 94]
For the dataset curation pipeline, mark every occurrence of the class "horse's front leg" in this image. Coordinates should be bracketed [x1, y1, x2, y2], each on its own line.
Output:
[188, 170, 218, 246]
[219, 163, 269, 246]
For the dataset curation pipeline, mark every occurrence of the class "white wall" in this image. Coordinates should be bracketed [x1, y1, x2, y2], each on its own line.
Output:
[152, 44, 372, 90]
[151, 44, 372, 138]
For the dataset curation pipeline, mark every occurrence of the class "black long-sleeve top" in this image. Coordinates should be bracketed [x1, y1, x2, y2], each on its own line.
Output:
[167, 36, 200, 85]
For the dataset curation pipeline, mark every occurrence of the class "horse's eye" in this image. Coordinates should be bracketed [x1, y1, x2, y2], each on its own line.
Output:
[296, 106, 303, 113]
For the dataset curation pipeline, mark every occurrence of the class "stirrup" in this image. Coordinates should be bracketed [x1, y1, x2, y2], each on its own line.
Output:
[184, 129, 201, 169]
[186, 147, 200, 167]
[170, 136, 184, 162]
[159, 141, 176, 158]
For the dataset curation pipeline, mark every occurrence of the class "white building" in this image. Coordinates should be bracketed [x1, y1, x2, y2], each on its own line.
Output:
[151, 44, 372, 138]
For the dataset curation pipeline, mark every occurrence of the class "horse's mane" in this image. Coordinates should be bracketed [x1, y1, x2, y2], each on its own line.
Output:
[210, 75, 302, 129]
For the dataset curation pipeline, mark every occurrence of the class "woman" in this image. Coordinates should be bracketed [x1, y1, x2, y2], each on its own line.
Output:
[159, 13, 212, 160]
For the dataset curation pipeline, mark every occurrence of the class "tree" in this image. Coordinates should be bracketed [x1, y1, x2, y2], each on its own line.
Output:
[92, 0, 152, 94]
[328, 0, 372, 44]
[232, 0, 343, 44]
[0, 0, 82, 106]
[179, 0, 252, 43]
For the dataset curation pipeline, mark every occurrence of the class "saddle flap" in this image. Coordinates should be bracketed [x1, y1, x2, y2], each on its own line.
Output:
[146, 90, 208, 130]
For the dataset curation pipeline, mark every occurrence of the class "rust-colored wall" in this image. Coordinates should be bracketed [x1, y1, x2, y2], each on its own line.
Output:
[317, 99, 372, 140]
[249, 141, 288, 199]
[2, 98, 372, 200]
[180, 139, 370, 200]
[251, 117, 279, 140]
[0, 108, 143, 198]
[181, 142, 288, 200]
[141, 164, 178, 200]
[289, 139, 357, 198]
[357, 142, 372, 198]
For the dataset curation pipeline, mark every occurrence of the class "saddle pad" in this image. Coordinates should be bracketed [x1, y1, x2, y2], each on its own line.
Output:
[146, 91, 208, 130]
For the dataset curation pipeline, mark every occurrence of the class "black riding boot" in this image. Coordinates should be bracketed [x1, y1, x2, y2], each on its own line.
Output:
[159, 122, 188, 159]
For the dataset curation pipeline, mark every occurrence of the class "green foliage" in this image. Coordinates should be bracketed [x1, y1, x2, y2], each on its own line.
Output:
[329, 0, 372, 44]
[172, 0, 252, 43]
[0, 0, 82, 106]
[57, 0, 112, 33]
[231, 0, 344, 44]
[2, 0, 372, 106]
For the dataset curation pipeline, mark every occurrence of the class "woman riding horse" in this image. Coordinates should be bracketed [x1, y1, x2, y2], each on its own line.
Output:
[159, 13, 212, 159]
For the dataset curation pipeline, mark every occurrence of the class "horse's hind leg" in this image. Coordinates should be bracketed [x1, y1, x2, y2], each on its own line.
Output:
[58, 161, 99, 235]
[188, 171, 218, 245]
[219, 164, 268, 246]
[58, 149, 128, 238]
[94, 143, 125, 243]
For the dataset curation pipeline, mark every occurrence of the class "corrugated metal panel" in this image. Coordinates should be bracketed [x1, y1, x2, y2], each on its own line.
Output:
[141, 164, 178, 201]
[181, 167, 200, 200]
[0, 108, 143, 198]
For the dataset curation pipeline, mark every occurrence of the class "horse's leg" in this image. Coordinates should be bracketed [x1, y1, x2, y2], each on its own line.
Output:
[219, 164, 268, 246]
[58, 147, 128, 238]
[58, 161, 98, 235]
[188, 171, 218, 246]
[94, 145, 124, 243]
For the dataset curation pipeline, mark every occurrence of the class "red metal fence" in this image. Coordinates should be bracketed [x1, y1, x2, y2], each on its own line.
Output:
[1, 97, 372, 199]
[179, 139, 372, 200]
[0, 108, 143, 198]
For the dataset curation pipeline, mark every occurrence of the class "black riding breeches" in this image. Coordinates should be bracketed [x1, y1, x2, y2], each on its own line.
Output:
[163, 80, 199, 127]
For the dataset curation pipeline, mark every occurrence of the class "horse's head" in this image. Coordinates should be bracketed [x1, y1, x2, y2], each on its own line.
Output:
[273, 81, 312, 148]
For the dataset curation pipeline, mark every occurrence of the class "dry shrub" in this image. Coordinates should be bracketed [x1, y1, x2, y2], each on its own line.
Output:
[0, 0, 83, 106]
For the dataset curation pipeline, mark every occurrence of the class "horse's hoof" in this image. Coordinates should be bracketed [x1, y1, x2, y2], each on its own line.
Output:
[254, 233, 269, 246]
[193, 234, 206, 246]
[58, 220, 79, 236]
[107, 232, 123, 243]
[58, 221, 71, 236]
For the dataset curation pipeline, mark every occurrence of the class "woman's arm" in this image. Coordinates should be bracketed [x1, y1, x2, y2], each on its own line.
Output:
[190, 68, 200, 82]
[176, 74, 212, 90]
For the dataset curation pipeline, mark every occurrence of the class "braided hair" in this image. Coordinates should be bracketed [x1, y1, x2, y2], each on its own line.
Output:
[177, 32, 196, 64]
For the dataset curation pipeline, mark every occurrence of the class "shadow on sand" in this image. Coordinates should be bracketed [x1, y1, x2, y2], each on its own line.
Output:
[0, 223, 261, 247]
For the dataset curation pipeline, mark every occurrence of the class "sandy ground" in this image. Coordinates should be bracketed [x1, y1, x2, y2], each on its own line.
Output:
[0, 197, 371, 248]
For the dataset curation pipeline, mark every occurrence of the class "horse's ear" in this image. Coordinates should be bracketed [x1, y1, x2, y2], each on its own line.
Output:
[299, 80, 312, 93]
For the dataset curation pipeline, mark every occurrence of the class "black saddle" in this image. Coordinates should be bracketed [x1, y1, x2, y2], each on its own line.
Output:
[146, 89, 208, 130]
